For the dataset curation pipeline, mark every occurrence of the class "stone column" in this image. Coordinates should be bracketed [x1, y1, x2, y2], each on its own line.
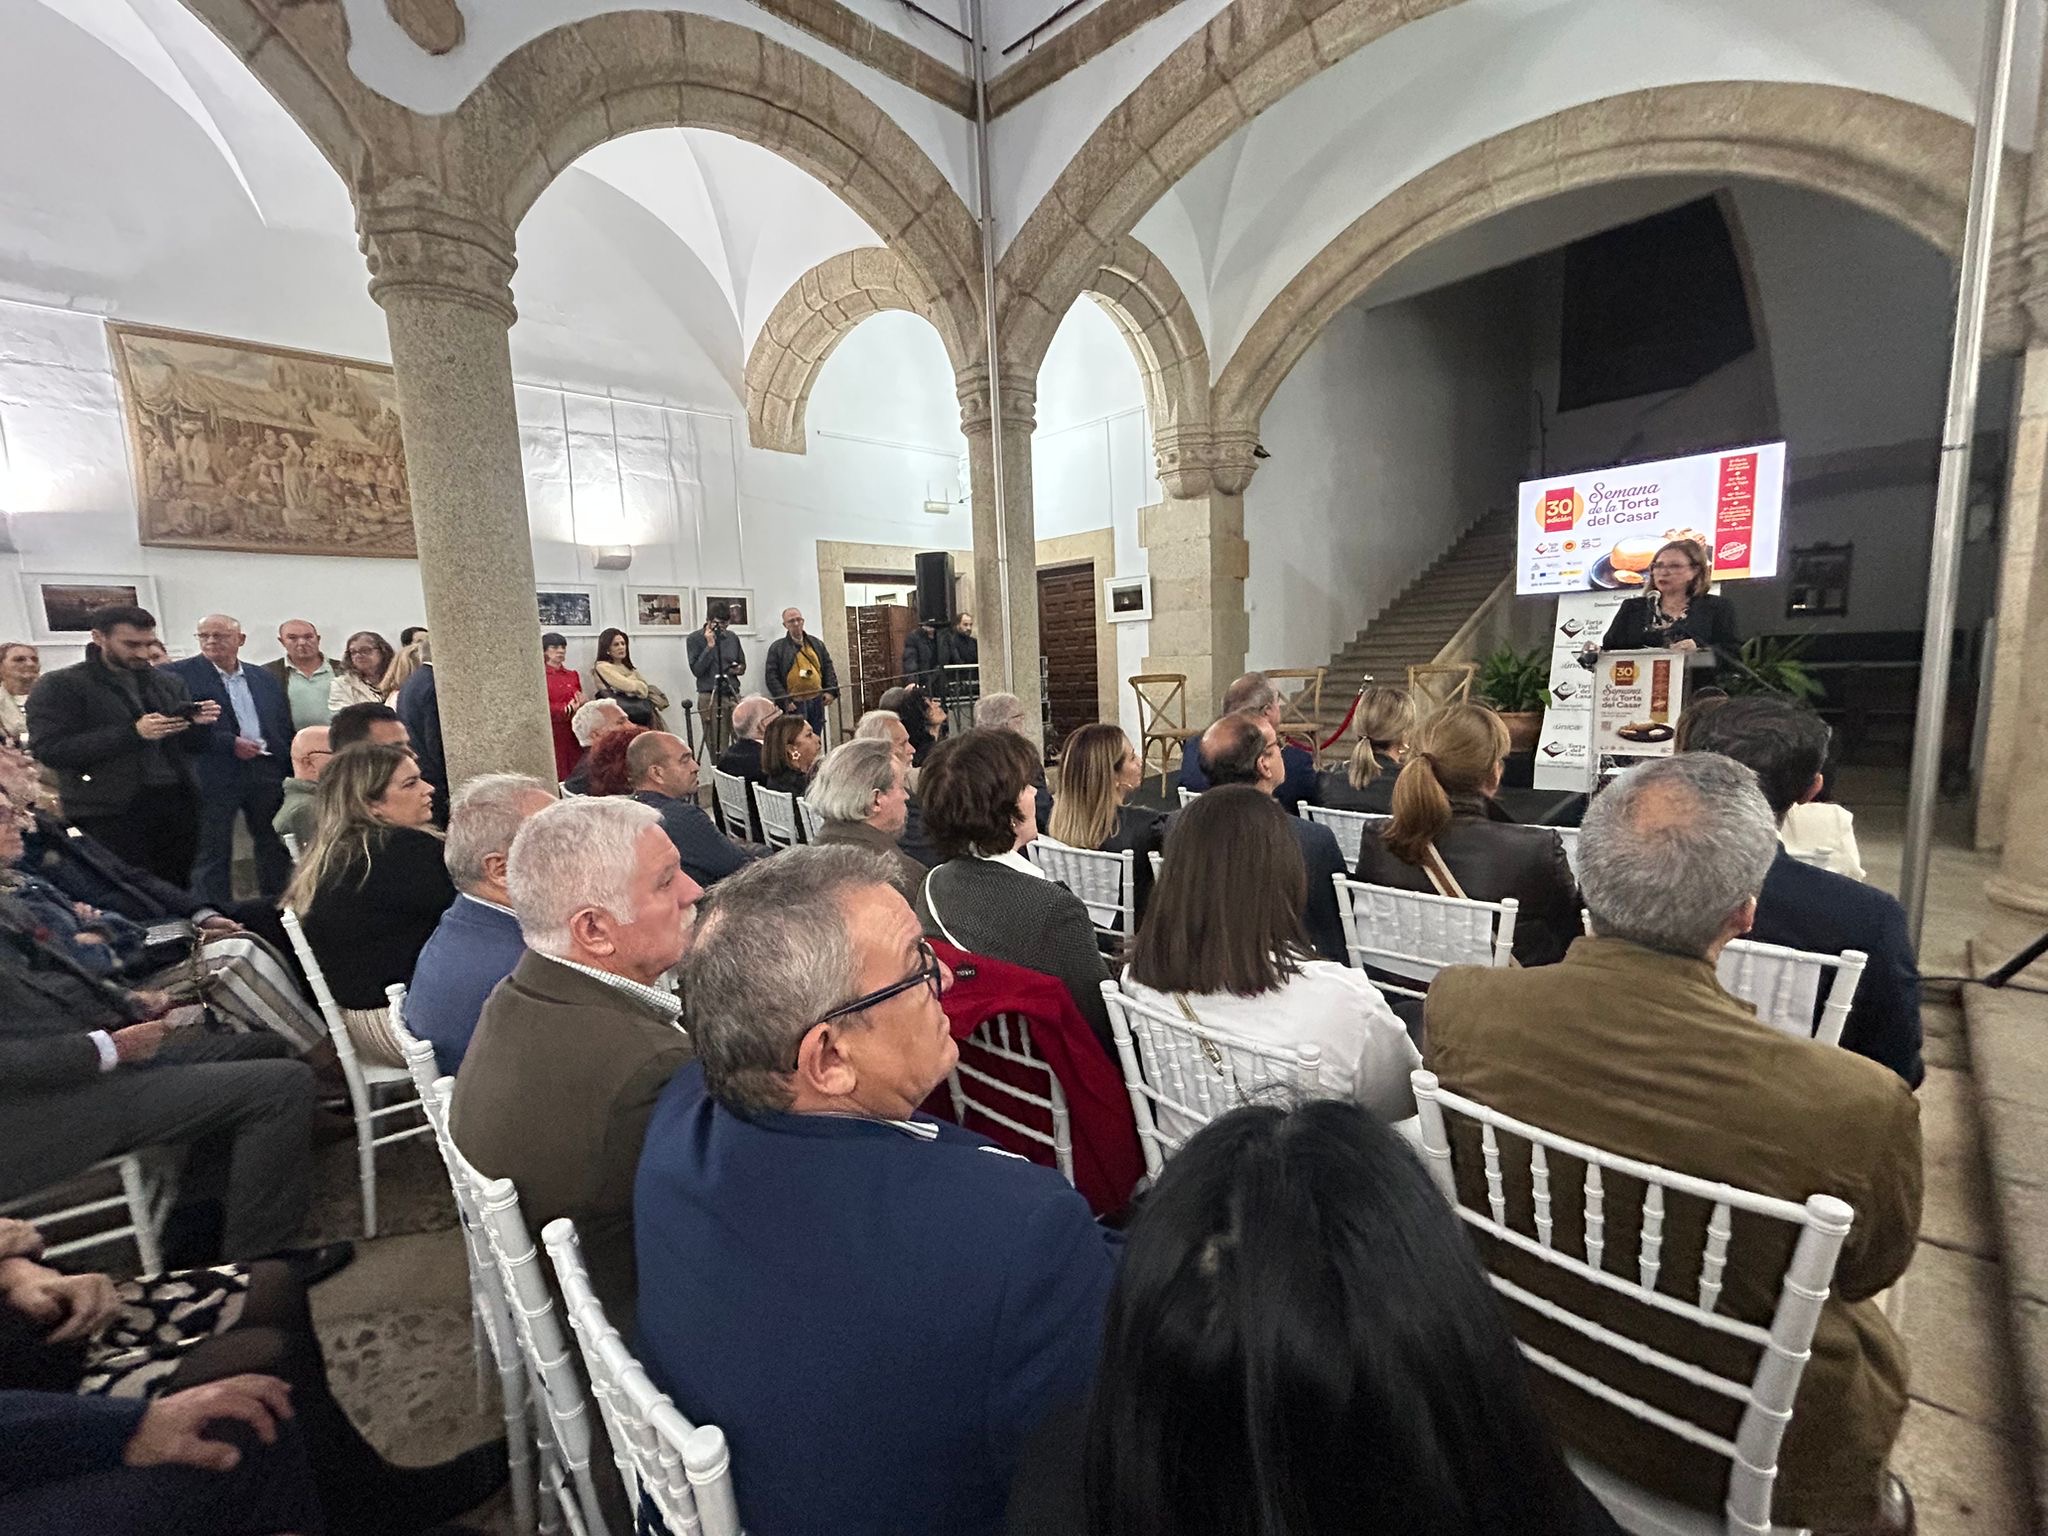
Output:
[1985, 449, 2048, 921]
[959, 367, 1042, 741]
[362, 201, 556, 787]
[1139, 427, 1257, 719]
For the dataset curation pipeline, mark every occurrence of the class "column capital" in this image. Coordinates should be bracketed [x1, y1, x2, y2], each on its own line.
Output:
[1154, 424, 1263, 498]
[955, 364, 1037, 439]
[359, 195, 519, 329]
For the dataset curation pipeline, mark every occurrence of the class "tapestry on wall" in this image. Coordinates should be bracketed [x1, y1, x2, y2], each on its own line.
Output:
[110, 323, 415, 559]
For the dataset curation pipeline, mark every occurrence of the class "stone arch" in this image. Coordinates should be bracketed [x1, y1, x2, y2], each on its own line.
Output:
[744, 247, 945, 452]
[1212, 82, 2022, 436]
[1083, 236, 1213, 492]
[176, 0, 375, 183]
[449, 11, 983, 372]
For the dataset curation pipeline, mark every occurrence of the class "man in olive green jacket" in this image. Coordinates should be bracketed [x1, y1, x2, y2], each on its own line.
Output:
[1425, 753, 1920, 1535]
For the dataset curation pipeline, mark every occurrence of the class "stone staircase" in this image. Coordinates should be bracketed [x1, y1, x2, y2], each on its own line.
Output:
[1300, 509, 1517, 736]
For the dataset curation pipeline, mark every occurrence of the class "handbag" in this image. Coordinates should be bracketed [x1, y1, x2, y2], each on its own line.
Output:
[1416, 843, 1519, 968]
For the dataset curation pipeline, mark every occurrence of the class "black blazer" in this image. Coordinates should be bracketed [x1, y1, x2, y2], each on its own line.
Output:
[298, 827, 457, 1010]
[1315, 753, 1401, 814]
[1352, 796, 1581, 967]
[163, 657, 293, 793]
[24, 657, 197, 819]
[1600, 591, 1740, 660]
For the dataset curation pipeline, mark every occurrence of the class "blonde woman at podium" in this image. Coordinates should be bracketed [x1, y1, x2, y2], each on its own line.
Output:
[1597, 538, 1741, 670]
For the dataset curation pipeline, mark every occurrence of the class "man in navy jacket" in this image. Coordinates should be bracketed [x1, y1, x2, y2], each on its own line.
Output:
[636, 847, 1119, 1536]
[165, 614, 294, 904]
[1686, 695, 1923, 1087]
[1178, 670, 1318, 811]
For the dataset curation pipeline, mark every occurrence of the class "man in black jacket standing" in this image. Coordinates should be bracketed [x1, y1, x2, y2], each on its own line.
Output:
[901, 617, 941, 692]
[764, 606, 839, 741]
[687, 602, 747, 757]
[26, 605, 219, 885]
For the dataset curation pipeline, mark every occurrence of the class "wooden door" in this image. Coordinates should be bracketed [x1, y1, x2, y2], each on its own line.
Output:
[1036, 563, 1099, 753]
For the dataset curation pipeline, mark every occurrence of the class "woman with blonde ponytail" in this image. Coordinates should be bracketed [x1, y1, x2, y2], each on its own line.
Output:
[1353, 703, 1581, 965]
[1315, 685, 1417, 814]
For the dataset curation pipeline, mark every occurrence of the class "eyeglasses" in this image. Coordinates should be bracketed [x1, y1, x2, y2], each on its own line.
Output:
[790, 939, 948, 1068]
[1650, 562, 1694, 574]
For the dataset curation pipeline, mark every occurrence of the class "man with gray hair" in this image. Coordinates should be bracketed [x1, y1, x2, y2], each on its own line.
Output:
[714, 694, 782, 840]
[1425, 754, 1921, 1535]
[404, 773, 555, 1075]
[1178, 670, 1318, 810]
[636, 848, 1118, 1536]
[975, 691, 1054, 831]
[451, 796, 702, 1321]
[562, 697, 627, 794]
[855, 709, 938, 867]
[806, 738, 924, 898]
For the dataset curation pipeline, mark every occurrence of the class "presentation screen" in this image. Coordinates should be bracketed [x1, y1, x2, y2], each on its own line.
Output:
[1515, 441, 1786, 595]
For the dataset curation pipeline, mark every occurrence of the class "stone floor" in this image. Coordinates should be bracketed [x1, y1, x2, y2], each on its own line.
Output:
[299, 792, 2040, 1535]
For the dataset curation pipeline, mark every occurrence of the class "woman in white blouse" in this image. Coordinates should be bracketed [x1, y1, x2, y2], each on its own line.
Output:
[1123, 784, 1418, 1132]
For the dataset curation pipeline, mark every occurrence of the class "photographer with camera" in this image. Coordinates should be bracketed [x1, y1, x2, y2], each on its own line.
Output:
[26, 605, 219, 887]
[687, 601, 748, 758]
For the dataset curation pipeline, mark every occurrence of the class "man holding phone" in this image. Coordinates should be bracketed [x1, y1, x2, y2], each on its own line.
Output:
[27, 605, 217, 886]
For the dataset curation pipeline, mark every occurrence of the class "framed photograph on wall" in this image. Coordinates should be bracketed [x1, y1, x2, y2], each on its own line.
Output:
[626, 586, 691, 635]
[1104, 574, 1152, 624]
[535, 585, 602, 635]
[697, 588, 755, 634]
[21, 574, 163, 643]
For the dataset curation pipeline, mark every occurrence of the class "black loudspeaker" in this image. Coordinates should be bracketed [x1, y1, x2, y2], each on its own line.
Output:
[915, 551, 954, 624]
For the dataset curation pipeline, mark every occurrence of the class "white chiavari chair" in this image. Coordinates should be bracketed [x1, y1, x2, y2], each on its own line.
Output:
[1028, 840, 1135, 941]
[1330, 877, 1518, 1000]
[1302, 804, 1389, 866]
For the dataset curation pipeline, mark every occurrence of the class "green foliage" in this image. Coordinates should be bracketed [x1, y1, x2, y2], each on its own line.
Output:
[1477, 644, 1550, 713]
[1728, 635, 1825, 702]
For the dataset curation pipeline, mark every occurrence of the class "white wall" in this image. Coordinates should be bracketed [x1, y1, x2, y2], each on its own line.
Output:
[1244, 267, 1533, 672]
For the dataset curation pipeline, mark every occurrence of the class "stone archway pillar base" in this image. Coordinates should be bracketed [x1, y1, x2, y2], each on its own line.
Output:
[961, 371, 1043, 744]
[365, 208, 556, 788]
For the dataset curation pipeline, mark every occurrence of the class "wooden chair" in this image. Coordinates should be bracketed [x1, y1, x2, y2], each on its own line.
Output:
[1407, 661, 1477, 716]
[1265, 666, 1327, 760]
[1130, 673, 1200, 793]
[1331, 877, 1518, 1001]
[1411, 1068, 1854, 1536]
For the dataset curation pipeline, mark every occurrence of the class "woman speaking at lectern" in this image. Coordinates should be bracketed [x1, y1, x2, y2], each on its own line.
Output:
[1598, 537, 1740, 667]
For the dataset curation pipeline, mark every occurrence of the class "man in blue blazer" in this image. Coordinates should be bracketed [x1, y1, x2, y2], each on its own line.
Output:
[166, 615, 295, 904]
[1178, 670, 1319, 810]
[636, 847, 1120, 1536]
[1686, 695, 1923, 1087]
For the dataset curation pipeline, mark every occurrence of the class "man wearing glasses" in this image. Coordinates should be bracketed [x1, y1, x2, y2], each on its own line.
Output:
[636, 846, 1121, 1536]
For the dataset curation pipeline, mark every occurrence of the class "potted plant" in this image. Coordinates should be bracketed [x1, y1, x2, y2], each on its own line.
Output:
[1728, 635, 1825, 703]
[1477, 644, 1550, 753]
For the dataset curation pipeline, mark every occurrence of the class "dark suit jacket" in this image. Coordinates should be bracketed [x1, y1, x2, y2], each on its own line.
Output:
[1426, 938, 1919, 1529]
[0, 1390, 147, 1491]
[1180, 734, 1318, 811]
[395, 665, 447, 797]
[1600, 590, 1741, 662]
[405, 896, 527, 1077]
[163, 656, 292, 793]
[452, 951, 693, 1324]
[0, 913, 139, 1093]
[1352, 795, 1581, 966]
[24, 656, 197, 819]
[1746, 848, 1924, 1087]
[21, 809, 204, 921]
[633, 790, 758, 888]
[812, 817, 927, 900]
[1314, 753, 1401, 814]
[634, 1062, 1119, 1536]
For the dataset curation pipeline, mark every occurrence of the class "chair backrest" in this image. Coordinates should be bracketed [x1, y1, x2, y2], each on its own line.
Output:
[1554, 825, 1580, 880]
[1331, 876, 1518, 998]
[1129, 672, 1189, 736]
[946, 1013, 1076, 1185]
[1028, 840, 1134, 939]
[1717, 937, 1869, 1047]
[1148, 849, 1163, 879]
[1265, 666, 1326, 762]
[1410, 1068, 1855, 1536]
[1101, 982, 1329, 1178]
[1407, 661, 1477, 714]
[282, 831, 302, 861]
[435, 1081, 611, 1536]
[403, 1035, 440, 1105]
[1176, 785, 1198, 808]
[753, 784, 801, 850]
[797, 795, 825, 843]
[709, 768, 752, 841]
[1302, 803, 1388, 866]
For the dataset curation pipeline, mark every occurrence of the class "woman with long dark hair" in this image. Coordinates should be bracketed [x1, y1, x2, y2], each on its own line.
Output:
[1007, 1100, 1623, 1536]
[591, 626, 668, 729]
[895, 683, 946, 768]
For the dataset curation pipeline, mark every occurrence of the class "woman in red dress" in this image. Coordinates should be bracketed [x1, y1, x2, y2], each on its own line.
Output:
[542, 630, 584, 781]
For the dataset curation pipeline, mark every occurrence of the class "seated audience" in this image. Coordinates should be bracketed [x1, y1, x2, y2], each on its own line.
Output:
[1047, 722, 1161, 911]
[591, 626, 668, 729]
[979, 691, 1053, 830]
[284, 744, 455, 1067]
[896, 682, 947, 768]
[1314, 683, 1415, 814]
[755, 712, 820, 799]
[1179, 671, 1318, 811]
[0, 1217, 505, 1535]
[272, 725, 330, 849]
[562, 698, 628, 794]
[404, 773, 555, 1077]
[453, 798, 700, 1324]
[1353, 702, 1580, 966]
[1187, 712, 1348, 962]
[1125, 786, 1415, 1136]
[328, 630, 395, 712]
[806, 738, 924, 898]
[327, 700, 409, 754]
[916, 728, 1114, 1052]
[1425, 753, 1920, 1534]
[857, 708, 939, 865]
[0, 641, 37, 747]
[638, 848, 1120, 1536]
[1685, 695, 1922, 1085]
[1006, 1101, 1624, 1536]
[582, 722, 647, 798]
[628, 730, 758, 889]
[715, 695, 779, 785]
